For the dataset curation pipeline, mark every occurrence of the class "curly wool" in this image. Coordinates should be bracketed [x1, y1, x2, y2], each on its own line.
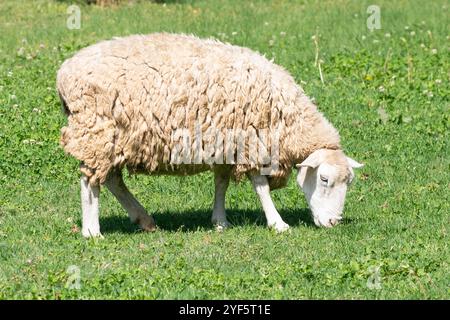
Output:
[57, 33, 340, 189]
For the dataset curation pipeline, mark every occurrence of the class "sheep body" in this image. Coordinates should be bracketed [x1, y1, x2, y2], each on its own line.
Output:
[57, 33, 340, 189]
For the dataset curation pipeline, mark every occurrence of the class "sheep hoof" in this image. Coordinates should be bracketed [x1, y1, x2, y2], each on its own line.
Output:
[82, 230, 104, 239]
[269, 221, 290, 233]
[137, 215, 157, 232]
[214, 220, 231, 232]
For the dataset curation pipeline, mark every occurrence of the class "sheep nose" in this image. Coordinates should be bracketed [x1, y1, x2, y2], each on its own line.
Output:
[329, 218, 340, 226]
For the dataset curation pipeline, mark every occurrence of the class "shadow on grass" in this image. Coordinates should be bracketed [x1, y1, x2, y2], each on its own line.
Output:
[99, 207, 317, 234]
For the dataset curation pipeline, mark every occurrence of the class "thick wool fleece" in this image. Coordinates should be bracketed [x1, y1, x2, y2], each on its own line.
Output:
[57, 33, 340, 189]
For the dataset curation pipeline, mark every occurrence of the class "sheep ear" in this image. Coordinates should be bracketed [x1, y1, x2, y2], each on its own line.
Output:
[295, 149, 327, 169]
[346, 157, 364, 168]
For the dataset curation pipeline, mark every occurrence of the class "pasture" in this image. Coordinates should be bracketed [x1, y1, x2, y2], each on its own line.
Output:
[0, 0, 448, 299]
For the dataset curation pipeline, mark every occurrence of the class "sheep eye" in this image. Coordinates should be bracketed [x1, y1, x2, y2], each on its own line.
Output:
[320, 175, 328, 183]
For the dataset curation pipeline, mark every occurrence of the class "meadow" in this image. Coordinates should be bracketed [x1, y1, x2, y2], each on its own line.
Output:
[0, 0, 448, 299]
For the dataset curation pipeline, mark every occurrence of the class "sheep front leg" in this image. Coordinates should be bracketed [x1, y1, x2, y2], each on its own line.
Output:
[250, 174, 290, 233]
[105, 170, 156, 232]
[81, 175, 102, 238]
[211, 168, 231, 231]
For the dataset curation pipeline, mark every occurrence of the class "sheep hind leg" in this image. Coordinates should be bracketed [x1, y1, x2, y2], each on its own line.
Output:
[81, 175, 102, 238]
[211, 167, 231, 231]
[105, 170, 156, 232]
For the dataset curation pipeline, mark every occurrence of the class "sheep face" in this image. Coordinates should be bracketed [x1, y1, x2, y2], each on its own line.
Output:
[296, 149, 363, 228]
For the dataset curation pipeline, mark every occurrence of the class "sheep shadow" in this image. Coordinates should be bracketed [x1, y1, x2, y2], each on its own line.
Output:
[99, 207, 319, 234]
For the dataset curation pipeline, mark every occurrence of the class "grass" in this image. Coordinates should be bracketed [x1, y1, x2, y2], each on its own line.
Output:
[0, 0, 448, 299]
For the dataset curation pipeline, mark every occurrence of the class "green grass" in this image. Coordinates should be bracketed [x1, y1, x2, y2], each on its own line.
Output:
[0, 0, 449, 299]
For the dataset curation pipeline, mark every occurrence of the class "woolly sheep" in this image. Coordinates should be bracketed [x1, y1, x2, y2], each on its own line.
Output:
[57, 33, 363, 237]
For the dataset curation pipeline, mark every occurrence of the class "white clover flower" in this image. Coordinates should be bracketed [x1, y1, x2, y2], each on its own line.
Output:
[431, 48, 437, 54]
[435, 79, 442, 84]
[268, 39, 275, 47]
[378, 86, 385, 92]
[410, 31, 416, 36]
[384, 33, 391, 38]
[420, 43, 426, 48]
[280, 31, 286, 37]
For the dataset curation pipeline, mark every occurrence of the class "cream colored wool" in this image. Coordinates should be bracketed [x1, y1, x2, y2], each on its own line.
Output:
[57, 33, 341, 189]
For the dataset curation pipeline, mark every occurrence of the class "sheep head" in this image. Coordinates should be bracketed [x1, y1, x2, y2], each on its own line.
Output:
[296, 149, 363, 228]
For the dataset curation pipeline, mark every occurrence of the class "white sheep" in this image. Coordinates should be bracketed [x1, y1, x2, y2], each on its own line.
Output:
[57, 33, 363, 237]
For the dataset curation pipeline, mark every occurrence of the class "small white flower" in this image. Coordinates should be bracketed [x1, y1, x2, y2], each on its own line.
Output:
[39, 43, 45, 49]
[10, 94, 16, 100]
[404, 26, 410, 30]
[17, 47, 25, 56]
[280, 31, 286, 37]
[378, 86, 385, 92]
[264, 21, 269, 26]
[427, 91, 434, 98]
[420, 43, 426, 48]
[373, 39, 379, 44]
[410, 31, 416, 36]
[384, 33, 391, 38]
[268, 39, 275, 47]
[435, 79, 442, 84]
[32, 108, 41, 113]
[231, 31, 237, 36]
[431, 48, 437, 54]
[7, 71, 13, 77]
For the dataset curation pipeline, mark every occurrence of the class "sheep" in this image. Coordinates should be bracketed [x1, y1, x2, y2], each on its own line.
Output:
[57, 33, 363, 237]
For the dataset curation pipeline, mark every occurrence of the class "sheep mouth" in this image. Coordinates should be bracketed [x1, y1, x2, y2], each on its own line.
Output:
[313, 214, 343, 228]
